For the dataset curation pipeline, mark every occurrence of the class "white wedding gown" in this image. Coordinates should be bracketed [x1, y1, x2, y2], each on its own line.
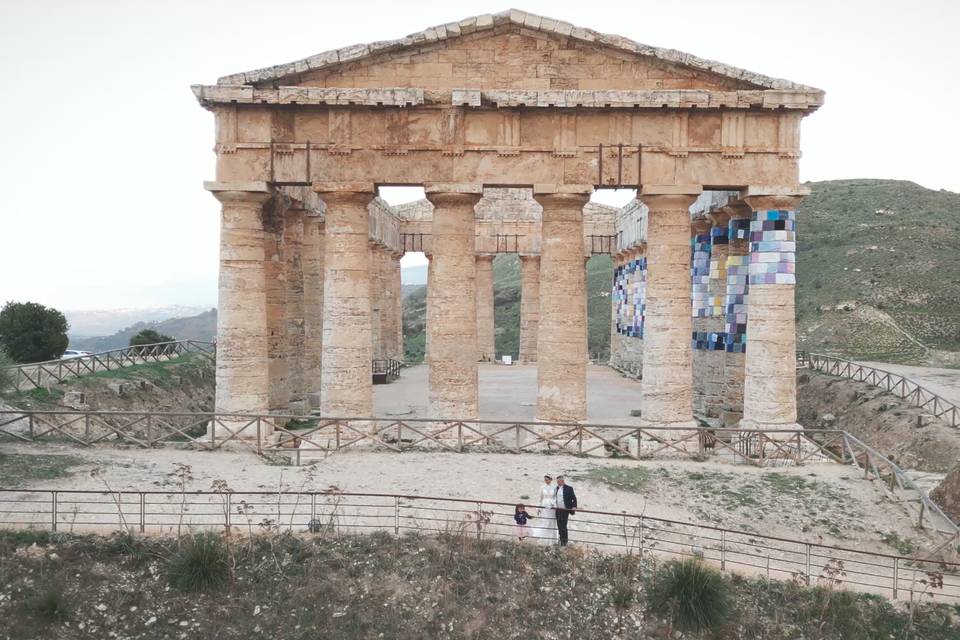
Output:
[536, 484, 558, 545]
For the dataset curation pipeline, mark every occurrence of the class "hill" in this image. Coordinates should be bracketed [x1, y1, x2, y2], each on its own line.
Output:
[796, 179, 960, 363]
[69, 308, 217, 352]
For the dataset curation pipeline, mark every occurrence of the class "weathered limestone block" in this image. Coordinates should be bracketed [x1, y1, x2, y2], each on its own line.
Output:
[476, 254, 496, 362]
[208, 187, 272, 424]
[534, 189, 590, 422]
[392, 252, 404, 361]
[370, 243, 385, 359]
[426, 187, 482, 419]
[639, 187, 701, 431]
[318, 186, 375, 418]
[519, 255, 540, 364]
[302, 216, 324, 406]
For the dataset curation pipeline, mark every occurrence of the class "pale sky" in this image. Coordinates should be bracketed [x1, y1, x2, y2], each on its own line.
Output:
[1, 0, 957, 310]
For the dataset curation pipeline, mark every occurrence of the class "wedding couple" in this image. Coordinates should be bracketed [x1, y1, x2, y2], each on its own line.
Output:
[535, 474, 578, 546]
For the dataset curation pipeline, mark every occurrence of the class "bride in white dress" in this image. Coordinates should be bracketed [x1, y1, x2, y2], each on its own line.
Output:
[536, 475, 558, 545]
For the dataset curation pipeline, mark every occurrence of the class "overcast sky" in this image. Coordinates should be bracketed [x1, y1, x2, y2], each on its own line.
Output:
[1, 0, 957, 311]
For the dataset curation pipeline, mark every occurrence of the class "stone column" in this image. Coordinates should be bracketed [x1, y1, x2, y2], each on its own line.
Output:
[392, 252, 404, 361]
[476, 254, 496, 362]
[638, 185, 702, 430]
[425, 185, 482, 419]
[316, 183, 376, 418]
[282, 206, 306, 412]
[534, 186, 591, 423]
[721, 203, 752, 427]
[370, 243, 384, 359]
[741, 189, 806, 432]
[700, 208, 730, 420]
[519, 255, 540, 363]
[205, 182, 272, 431]
[302, 215, 324, 407]
[690, 216, 713, 418]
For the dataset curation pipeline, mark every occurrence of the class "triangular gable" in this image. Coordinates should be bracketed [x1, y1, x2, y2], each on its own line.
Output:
[215, 9, 822, 97]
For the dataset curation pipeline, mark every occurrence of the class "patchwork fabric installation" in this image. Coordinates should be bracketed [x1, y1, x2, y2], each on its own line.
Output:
[690, 232, 712, 318]
[692, 331, 725, 350]
[749, 209, 796, 285]
[614, 257, 646, 338]
[730, 217, 751, 241]
[724, 254, 749, 353]
[707, 226, 728, 316]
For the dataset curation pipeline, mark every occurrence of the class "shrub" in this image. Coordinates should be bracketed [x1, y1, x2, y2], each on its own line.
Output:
[647, 558, 731, 633]
[0, 301, 69, 363]
[129, 329, 176, 353]
[166, 532, 230, 593]
[22, 581, 70, 623]
[0, 349, 14, 392]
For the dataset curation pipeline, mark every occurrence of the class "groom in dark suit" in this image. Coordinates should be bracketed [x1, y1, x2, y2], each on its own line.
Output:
[554, 475, 578, 546]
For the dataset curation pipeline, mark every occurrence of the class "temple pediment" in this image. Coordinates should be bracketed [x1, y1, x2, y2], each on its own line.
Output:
[209, 9, 822, 101]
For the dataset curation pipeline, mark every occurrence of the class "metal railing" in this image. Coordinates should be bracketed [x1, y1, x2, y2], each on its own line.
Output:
[802, 352, 960, 428]
[2, 341, 215, 392]
[0, 487, 956, 603]
[371, 358, 402, 381]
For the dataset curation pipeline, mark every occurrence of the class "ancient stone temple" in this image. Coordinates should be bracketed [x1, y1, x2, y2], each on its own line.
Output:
[193, 9, 822, 433]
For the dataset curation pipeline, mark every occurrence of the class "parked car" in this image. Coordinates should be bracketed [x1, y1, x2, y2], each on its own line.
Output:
[61, 349, 92, 360]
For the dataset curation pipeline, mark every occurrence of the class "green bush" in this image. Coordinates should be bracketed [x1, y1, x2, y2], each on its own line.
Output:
[129, 329, 176, 351]
[647, 558, 731, 633]
[0, 301, 69, 363]
[0, 349, 14, 393]
[166, 533, 230, 593]
[22, 581, 70, 624]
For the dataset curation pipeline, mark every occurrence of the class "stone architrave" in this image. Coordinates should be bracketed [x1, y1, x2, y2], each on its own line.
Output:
[519, 254, 540, 364]
[425, 185, 482, 419]
[476, 254, 496, 362]
[316, 183, 376, 418]
[205, 182, 272, 436]
[534, 186, 591, 423]
[638, 186, 702, 432]
[741, 189, 807, 433]
[282, 206, 306, 411]
[302, 215, 324, 407]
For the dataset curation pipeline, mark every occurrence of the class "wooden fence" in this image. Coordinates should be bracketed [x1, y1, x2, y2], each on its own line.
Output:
[2, 341, 215, 392]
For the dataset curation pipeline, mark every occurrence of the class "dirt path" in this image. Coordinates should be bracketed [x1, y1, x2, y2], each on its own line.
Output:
[0, 443, 942, 559]
[859, 361, 960, 407]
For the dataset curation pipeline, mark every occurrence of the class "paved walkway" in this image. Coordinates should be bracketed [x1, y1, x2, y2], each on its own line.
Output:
[374, 363, 643, 424]
[859, 361, 960, 406]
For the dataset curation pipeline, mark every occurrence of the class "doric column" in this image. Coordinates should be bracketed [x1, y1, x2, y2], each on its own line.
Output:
[369, 242, 384, 359]
[741, 188, 807, 432]
[690, 216, 714, 418]
[519, 254, 540, 364]
[205, 182, 272, 424]
[638, 185, 702, 430]
[302, 215, 324, 405]
[282, 205, 306, 411]
[316, 182, 376, 417]
[475, 254, 496, 362]
[533, 186, 591, 423]
[263, 197, 290, 411]
[392, 252, 404, 361]
[720, 202, 751, 426]
[425, 184, 482, 419]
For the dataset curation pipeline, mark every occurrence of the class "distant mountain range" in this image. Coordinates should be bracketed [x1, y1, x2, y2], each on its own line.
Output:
[66, 305, 213, 339]
[69, 309, 217, 352]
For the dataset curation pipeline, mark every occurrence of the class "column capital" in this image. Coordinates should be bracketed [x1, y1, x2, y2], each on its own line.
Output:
[424, 186, 482, 208]
[721, 200, 753, 220]
[424, 182, 483, 194]
[518, 253, 541, 261]
[640, 184, 702, 197]
[691, 215, 712, 236]
[475, 253, 496, 262]
[639, 185, 701, 212]
[740, 185, 809, 212]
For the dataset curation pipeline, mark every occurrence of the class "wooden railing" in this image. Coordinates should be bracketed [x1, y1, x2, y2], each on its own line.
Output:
[2, 341, 215, 392]
[801, 352, 960, 428]
[371, 358, 402, 381]
[2, 410, 956, 539]
[0, 487, 957, 603]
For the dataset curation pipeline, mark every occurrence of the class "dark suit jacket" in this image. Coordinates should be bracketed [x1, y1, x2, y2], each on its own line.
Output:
[557, 484, 577, 512]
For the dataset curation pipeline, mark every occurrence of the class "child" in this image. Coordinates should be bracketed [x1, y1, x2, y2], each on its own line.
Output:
[514, 503, 533, 541]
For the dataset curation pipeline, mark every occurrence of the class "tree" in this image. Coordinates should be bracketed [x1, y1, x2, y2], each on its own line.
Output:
[0, 349, 14, 392]
[0, 302, 69, 363]
[130, 329, 176, 349]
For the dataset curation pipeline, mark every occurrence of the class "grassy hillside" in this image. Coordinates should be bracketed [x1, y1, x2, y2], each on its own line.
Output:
[796, 179, 960, 363]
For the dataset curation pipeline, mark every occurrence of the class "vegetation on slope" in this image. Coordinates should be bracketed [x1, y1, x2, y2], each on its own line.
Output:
[70, 309, 217, 353]
[1, 530, 956, 640]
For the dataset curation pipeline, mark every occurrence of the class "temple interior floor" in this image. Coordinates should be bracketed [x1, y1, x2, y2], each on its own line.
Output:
[373, 363, 644, 424]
